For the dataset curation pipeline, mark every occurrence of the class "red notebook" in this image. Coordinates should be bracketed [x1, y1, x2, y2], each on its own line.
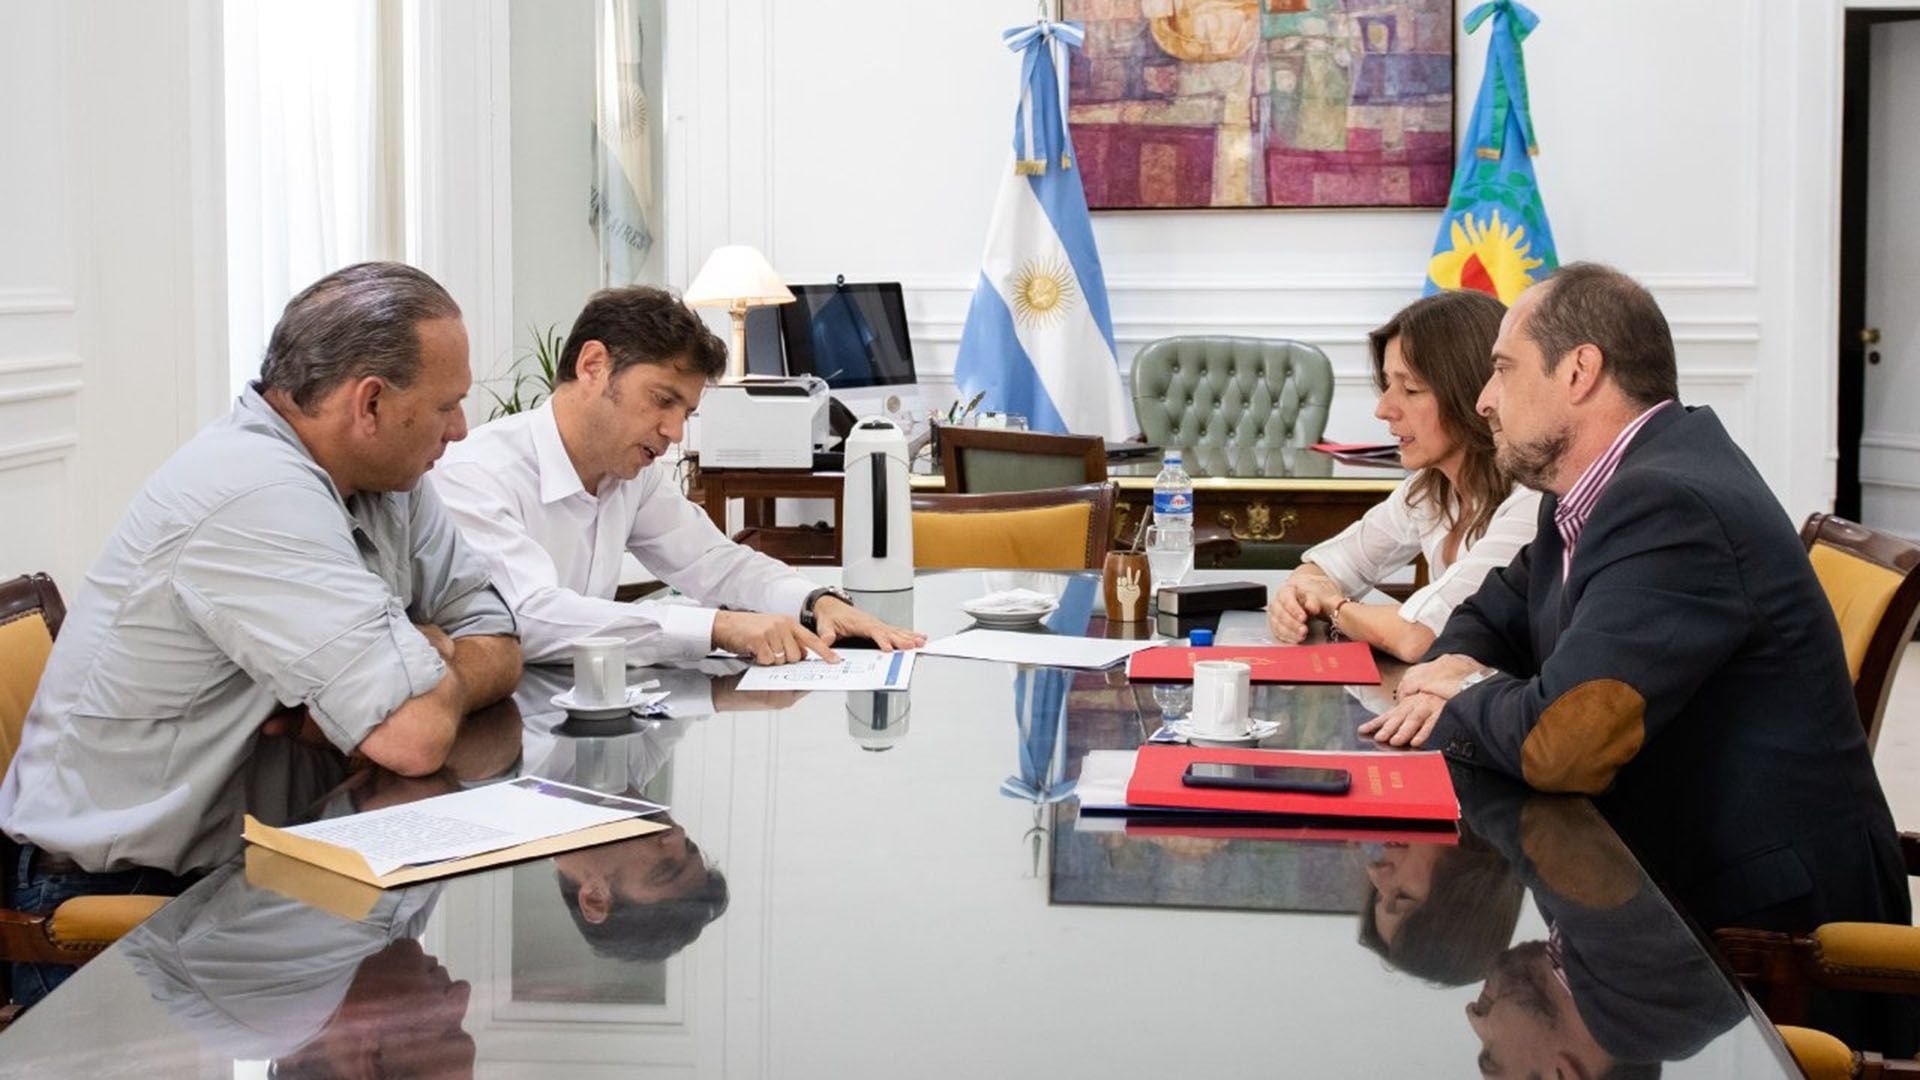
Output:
[1126, 642, 1381, 685]
[1125, 745, 1459, 822]
[1123, 820, 1458, 846]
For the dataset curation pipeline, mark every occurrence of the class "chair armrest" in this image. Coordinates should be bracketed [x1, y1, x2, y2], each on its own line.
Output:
[1775, 1024, 1858, 1080]
[1812, 923, 1920, 986]
[47, 895, 168, 947]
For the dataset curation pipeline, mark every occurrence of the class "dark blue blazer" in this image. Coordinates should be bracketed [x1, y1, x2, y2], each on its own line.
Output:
[1428, 404, 1908, 934]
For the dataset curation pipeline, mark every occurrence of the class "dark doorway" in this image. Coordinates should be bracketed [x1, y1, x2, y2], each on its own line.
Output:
[1837, 9, 1920, 521]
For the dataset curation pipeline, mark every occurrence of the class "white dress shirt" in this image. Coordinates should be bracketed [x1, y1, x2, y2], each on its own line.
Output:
[1300, 473, 1542, 634]
[429, 400, 818, 665]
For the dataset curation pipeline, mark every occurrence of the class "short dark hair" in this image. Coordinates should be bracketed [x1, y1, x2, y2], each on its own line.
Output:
[1524, 262, 1678, 409]
[555, 863, 730, 963]
[554, 286, 727, 382]
[259, 262, 461, 413]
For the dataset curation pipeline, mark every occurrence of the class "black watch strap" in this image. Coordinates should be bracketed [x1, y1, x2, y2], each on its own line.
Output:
[800, 586, 851, 631]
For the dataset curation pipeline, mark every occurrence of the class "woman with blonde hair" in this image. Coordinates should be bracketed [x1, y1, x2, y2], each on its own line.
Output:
[1268, 291, 1540, 661]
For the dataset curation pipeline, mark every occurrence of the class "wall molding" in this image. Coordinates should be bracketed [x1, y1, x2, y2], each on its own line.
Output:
[0, 433, 79, 470]
[0, 355, 82, 378]
[0, 291, 77, 316]
[0, 380, 81, 408]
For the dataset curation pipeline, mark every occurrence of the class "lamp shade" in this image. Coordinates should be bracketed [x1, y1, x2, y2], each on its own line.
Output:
[683, 245, 794, 308]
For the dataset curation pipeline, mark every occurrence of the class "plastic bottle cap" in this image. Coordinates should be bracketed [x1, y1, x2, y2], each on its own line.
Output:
[1188, 628, 1214, 647]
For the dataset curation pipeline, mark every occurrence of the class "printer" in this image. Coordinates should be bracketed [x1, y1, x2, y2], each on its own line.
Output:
[691, 376, 831, 468]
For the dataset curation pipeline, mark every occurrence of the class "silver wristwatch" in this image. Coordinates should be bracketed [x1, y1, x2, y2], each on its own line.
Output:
[1457, 667, 1497, 693]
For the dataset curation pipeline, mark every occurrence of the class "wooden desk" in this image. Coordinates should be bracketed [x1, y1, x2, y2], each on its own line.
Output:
[687, 447, 1405, 567]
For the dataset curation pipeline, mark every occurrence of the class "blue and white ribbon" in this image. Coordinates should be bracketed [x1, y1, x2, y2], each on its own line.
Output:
[1002, 20, 1085, 173]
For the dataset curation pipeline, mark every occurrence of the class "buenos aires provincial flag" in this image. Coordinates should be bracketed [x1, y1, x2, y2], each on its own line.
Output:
[1424, 1, 1558, 303]
[954, 21, 1134, 440]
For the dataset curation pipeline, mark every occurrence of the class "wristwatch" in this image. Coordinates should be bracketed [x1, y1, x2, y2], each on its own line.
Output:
[799, 586, 853, 632]
[1457, 667, 1497, 694]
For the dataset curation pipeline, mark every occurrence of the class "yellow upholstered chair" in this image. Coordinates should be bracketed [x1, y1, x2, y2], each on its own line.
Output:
[1802, 513, 1920, 750]
[1776, 1023, 1920, 1078]
[0, 573, 168, 1027]
[911, 484, 1116, 570]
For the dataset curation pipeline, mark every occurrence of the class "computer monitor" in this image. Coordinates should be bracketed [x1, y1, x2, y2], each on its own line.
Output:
[776, 281, 917, 390]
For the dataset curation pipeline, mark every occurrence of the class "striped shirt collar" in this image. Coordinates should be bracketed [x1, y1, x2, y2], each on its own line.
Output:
[1554, 399, 1675, 566]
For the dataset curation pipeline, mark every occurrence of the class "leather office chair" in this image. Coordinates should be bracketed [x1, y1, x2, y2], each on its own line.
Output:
[0, 573, 167, 1027]
[1776, 1023, 1920, 1079]
[1801, 513, 1920, 750]
[911, 483, 1116, 570]
[1129, 335, 1334, 449]
[938, 426, 1106, 495]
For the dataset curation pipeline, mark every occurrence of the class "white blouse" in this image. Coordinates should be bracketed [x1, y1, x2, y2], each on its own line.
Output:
[1299, 474, 1543, 634]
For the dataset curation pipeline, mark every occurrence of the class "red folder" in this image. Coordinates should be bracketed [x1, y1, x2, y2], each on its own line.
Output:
[1126, 642, 1381, 685]
[1125, 745, 1459, 822]
[1310, 441, 1399, 455]
[1123, 820, 1458, 846]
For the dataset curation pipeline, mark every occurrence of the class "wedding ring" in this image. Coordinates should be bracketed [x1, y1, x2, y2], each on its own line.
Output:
[773, 650, 786, 659]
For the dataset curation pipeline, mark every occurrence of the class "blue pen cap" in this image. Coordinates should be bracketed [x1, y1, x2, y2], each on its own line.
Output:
[1188, 628, 1214, 647]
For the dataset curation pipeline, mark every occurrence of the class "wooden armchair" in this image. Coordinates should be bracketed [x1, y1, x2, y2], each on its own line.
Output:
[0, 573, 168, 1027]
[911, 483, 1116, 570]
[1801, 512, 1920, 750]
[938, 426, 1106, 494]
[1716, 833, 1920, 1067]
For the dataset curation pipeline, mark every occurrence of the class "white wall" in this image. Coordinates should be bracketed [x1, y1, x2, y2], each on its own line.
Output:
[0, 1, 226, 591]
[647, 0, 1863, 521]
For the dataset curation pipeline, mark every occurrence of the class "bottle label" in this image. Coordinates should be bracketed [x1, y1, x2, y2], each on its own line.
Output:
[1153, 491, 1193, 515]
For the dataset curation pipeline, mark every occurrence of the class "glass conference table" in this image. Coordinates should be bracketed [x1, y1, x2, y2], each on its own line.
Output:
[0, 570, 1797, 1078]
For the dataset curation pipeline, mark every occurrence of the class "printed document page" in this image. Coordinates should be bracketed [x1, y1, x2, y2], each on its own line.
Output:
[734, 648, 915, 691]
[284, 777, 667, 877]
[920, 629, 1159, 669]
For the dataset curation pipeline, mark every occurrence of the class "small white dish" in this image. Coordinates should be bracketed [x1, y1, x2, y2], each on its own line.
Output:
[550, 681, 664, 720]
[1167, 716, 1281, 746]
[961, 595, 1058, 628]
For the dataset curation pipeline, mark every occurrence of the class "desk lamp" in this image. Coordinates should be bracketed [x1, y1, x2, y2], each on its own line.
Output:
[683, 245, 795, 380]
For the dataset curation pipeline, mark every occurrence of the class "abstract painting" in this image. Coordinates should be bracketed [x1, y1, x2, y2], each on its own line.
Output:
[1064, 0, 1455, 209]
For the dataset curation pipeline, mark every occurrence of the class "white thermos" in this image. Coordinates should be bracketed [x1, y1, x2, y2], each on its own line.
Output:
[842, 418, 914, 591]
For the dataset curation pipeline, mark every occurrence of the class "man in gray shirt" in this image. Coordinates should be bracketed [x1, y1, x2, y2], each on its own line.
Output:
[0, 262, 522, 1006]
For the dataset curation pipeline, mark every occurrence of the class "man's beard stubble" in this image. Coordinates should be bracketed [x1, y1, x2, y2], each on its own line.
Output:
[1495, 426, 1573, 493]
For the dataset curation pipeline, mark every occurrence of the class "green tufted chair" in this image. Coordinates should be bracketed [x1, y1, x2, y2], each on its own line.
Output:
[1129, 336, 1335, 450]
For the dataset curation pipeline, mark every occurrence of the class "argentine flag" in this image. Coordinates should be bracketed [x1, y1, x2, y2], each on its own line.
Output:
[954, 21, 1134, 440]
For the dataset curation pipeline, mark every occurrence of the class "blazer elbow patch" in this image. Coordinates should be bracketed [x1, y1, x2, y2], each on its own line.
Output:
[1520, 679, 1647, 794]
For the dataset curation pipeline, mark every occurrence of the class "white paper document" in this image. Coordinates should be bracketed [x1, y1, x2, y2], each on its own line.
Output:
[283, 776, 667, 877]
[919, 629, 1159, 669]
[734, 648, 916, 691]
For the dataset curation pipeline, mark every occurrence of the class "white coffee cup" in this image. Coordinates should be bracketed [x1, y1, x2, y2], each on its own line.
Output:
[1190, 659, 1253, 738]
[571, 636, 628, 708]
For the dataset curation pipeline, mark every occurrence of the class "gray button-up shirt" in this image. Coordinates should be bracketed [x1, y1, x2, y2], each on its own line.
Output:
[0, 387, 516, 874]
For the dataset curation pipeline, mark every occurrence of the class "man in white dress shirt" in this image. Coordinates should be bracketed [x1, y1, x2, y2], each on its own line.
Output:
[431, 286, 923, 667]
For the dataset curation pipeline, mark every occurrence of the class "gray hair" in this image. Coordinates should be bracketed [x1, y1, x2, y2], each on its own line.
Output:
[258, 262, 462, 412]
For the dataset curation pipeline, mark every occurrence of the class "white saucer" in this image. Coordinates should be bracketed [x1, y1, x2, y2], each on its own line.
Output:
[550, 681, 664, 720]
[1167, 716, 1282, 746]
[961, 596, 1057, 628]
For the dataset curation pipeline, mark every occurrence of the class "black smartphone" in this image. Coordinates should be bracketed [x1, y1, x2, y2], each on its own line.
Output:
[1182, 762, 1352, 795]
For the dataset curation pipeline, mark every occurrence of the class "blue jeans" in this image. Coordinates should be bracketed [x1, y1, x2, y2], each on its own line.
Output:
[9, 846, 197, 1009]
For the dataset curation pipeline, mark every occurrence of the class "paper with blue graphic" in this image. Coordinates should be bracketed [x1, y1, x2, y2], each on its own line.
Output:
[954, 21, 1134, 440]
[1424, 1, 1558, 304]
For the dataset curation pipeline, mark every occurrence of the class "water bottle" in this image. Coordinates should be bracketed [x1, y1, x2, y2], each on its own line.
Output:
[1148, 451, 1195, 592]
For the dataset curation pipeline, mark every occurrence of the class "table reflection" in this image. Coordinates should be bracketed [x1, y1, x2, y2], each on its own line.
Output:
[0, 570, 1795, 1078]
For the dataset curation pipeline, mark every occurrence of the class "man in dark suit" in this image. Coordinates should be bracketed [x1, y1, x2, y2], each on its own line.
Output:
[1360, 263, 1908, 944]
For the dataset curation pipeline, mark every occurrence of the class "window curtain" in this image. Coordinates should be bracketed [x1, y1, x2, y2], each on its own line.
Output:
[223, 0, 398, 397]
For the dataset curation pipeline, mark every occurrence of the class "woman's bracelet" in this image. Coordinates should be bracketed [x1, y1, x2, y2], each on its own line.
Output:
[1328, 596, 1352, 639]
